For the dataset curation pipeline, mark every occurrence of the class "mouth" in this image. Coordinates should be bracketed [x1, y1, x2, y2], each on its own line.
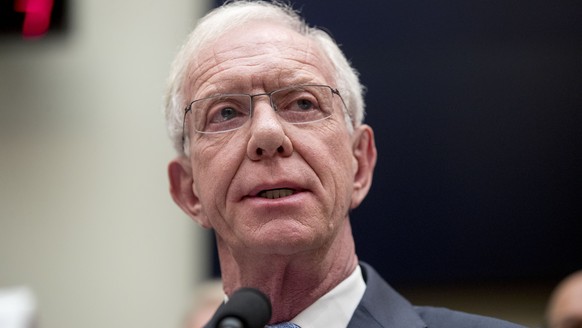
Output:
[257, 188, 296, 199]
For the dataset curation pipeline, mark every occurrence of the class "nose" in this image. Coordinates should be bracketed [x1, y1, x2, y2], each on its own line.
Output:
[246, 101, 293, 160]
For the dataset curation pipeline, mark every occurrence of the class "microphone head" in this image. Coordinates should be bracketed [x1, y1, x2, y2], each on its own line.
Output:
[206, 288, 271, 328]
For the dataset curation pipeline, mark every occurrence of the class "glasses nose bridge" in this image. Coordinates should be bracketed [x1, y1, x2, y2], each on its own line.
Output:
[249, 91, 276, 117]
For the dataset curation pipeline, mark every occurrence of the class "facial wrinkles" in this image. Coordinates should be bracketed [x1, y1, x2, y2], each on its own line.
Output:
[196, 31, 334, 94]
[313, 123, 355, 219]
[187, 23, 354, 247]
[187, 38, 337, 156]
[191, 131, 243, 228]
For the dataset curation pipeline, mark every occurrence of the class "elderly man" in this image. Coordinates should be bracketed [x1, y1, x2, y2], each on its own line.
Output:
[165, 1, 524, 327]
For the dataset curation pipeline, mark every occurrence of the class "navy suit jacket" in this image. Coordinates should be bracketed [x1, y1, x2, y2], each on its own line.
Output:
[348, 262, 525, 328]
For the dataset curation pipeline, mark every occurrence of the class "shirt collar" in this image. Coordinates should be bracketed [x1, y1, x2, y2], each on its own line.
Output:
[290, 265, 366, 328]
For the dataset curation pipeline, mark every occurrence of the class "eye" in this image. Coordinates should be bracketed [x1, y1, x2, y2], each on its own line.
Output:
[205, 97, 248, 124]
[296, 98, 315, 111]
[207, 104, 243, 124]
[279, 92, 320, 113]
[195, 95, 250, 133]
[215, 106, 238, 122]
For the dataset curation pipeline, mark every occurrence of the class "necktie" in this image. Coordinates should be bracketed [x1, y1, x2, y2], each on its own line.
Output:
[265, 323, 301, 328]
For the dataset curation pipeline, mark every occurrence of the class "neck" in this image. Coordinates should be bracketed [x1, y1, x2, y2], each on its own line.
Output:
[217, 220, 358, 324]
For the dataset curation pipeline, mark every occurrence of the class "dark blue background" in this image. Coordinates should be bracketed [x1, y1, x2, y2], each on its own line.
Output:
[211, 0, 582, 285]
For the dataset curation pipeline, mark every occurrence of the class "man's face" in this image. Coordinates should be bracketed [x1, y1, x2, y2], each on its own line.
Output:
[177, 22, 364, 255]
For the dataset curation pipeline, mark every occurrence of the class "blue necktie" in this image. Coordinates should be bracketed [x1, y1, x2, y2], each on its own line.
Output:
[266, 323, 301, 328]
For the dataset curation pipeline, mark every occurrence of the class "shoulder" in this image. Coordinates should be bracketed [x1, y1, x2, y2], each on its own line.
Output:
[414, 306, 525, 328]
[357, 263, 526, 328]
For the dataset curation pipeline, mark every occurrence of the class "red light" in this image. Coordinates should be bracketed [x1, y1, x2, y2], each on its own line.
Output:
[14, 0, 55, 39]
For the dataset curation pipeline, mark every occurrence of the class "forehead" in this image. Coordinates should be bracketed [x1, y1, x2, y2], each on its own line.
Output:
[187, 22, 335, 96]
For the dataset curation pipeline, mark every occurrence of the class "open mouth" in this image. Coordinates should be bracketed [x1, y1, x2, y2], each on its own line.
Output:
[258, 188, 295, 199]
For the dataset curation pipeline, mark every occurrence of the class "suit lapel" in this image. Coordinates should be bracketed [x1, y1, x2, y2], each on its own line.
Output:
[347, 263, 427, 328]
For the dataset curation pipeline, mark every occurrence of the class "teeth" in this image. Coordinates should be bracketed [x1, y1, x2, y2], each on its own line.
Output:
[259, 188, 295, 199]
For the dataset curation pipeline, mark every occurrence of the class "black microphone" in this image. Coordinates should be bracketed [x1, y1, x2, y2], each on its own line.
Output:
[205, 287, 272, 328]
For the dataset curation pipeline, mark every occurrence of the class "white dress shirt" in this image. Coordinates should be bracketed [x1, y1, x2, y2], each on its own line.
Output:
[290, 265, 366, 328]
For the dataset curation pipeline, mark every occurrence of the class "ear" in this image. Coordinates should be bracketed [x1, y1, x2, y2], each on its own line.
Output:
[168, 156, 211, 228]
[351, 124, 377, 209]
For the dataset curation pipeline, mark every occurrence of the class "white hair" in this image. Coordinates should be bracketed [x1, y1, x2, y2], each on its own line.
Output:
[164, 0, 366, 155]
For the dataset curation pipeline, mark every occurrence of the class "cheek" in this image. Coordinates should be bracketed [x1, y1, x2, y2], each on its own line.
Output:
[323, 129, 355, 176]
[302, 127, 355, 200]
[330, 137, 357, 201]
[191, 138, 246, 214]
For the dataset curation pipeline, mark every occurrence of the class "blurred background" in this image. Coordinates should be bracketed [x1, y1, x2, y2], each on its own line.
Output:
[1, 1, 212, 328]
[1, 0, 580, 327]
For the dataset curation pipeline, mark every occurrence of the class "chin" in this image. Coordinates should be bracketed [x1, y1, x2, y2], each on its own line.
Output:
[251, 230, 322, 256]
